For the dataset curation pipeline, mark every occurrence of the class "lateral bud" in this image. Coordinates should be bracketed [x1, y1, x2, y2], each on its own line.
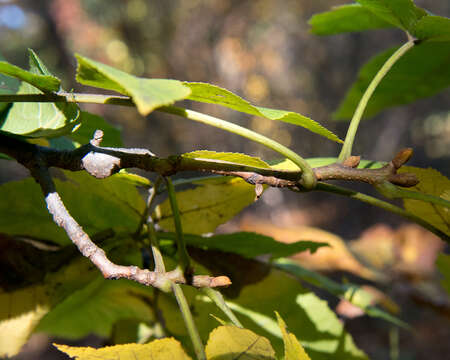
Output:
[342, 156, 361, 168]
[388, 173, 419, 187]
[392, 148, 413, 169]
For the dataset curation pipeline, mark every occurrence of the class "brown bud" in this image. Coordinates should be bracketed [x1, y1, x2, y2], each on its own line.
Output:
[392, 148, 413, 169]
[388, 173, 419, 187]
[343, 156, 361, 168]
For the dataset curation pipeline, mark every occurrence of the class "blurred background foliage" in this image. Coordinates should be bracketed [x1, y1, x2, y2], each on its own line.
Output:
[0, 0, 449, 359]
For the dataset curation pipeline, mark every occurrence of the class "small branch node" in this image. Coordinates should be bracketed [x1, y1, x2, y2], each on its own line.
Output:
[91, 129, 104, 146]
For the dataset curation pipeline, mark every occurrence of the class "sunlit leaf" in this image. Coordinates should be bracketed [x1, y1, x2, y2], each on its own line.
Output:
[205, 325, 276, 360]
[155, 177, 256, 235]
[69, 111, 123, 147]
[0, 50, 80, 138]
[0, 52, 19, 113]
[76, 54, 191, 115]
[0, 287, 49, 357]
[159, 231, 328, 259]
[36, 276, 154, 339]
[276, 312, 312, 360]
[399, 166, 450, 236]
[309, 4, 393, 35]
[0, 253, 97, 357]
[355, 0, 427, 33]
[184, 82, 342, 143]
[115, 169, 152, 188]
[0, 171, 145, 245]
[335, 41, 450, 120]
[160, 263, 368, 359]
[54, 338, 191, 360]
[0, 54, 60, 93]
[182, 150, 270, 169]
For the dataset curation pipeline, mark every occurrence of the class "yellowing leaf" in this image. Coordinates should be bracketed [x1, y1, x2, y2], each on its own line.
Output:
[0, 287, 49, 357]
[54, 338, 191, 360]
[276, 312, 311, 360]
[205, 325, 276, 360]
[156, 177, 256, 234]
[399, 167, 450, 236]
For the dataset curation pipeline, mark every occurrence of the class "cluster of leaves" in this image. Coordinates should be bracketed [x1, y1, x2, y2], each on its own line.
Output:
[0, 0, 449, 359]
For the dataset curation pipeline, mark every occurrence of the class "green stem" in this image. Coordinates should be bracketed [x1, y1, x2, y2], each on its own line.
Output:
[165, 177, 191, 272]
[172, 283, 206, 360]
[158, 106, 316, 189]
[316, 182, 449, 242]
[338, 41, 415, 162]
[202, 288, 243, 328]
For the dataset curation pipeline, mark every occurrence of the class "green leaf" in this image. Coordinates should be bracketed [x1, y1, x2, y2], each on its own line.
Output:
[159, 232, 328, 259]
[276, 312, 312, 360]
[0, 52, 19, 113]
[399, 166, 450, 236]
[0, 50, 80, 138]
[413, 15, 450, 42]
[158, 256, 367, 359]
[182, 150, 271, 169]
[0, 171, 146, 245]
[75, 54, 191, 116]
[0, 59, 60, 93]
[36, 276, 154, 339]
[275, 258, 409, 328]
[69, 111, 123, 147]
[355, 0, 427, 33]
[436, 253, 450, 296]
[205, 325, 276, 360]
[55, 338, 191, 360]
[114, 169, 152, 188]
[335, 41, 450, 120]
[309, 4, 393, 35]
[184, 82, 342, 143]
[155, 177, 256, 235]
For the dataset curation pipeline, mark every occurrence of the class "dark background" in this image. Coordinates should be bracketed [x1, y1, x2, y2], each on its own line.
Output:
[0, 1, 449, 359]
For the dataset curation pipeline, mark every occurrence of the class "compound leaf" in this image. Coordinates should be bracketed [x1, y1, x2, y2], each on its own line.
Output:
[184, 82, 342, 143]
[76, 54, 191, 116]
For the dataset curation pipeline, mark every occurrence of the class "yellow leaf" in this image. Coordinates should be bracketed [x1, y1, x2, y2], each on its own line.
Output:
[275, 312, 311, 360]
[205, 325, 276, 360]
[54, 338, 191, 360]
[0, 286, 49, 357]
[156, 177, 256, 234]
[399, 167, 450, 236]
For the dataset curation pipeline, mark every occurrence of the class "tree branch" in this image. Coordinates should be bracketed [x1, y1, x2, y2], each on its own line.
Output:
[1, 132, 230, 290]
